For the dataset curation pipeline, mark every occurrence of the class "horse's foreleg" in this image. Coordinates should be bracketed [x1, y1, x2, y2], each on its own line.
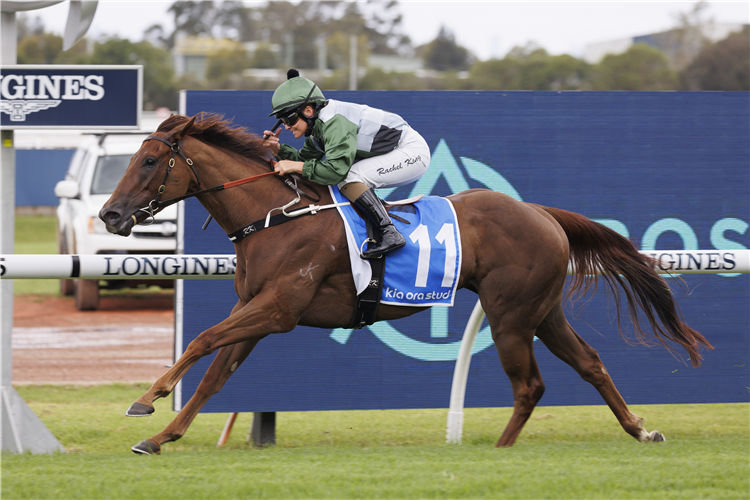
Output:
[131, 337, 263, 455]
[535, 303, 665, 442]
[128, 291, 298, 417]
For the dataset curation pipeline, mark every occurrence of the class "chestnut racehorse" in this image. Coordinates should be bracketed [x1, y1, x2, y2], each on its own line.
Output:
[100, 114, 712, 455]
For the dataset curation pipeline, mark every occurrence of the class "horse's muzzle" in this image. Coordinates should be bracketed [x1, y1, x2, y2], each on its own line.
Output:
[99, 206, 136, 237]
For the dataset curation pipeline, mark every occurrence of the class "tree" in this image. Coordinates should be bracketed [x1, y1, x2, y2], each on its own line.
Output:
[532, 53, 590, 90]
[16, 29, 88, 65]
[590, 44, 679, 90]
[16, 33, 64, 64]
[326, 32, 368, 70]
[681, 26, 749, 90]
[466, 43, 590, 90]
[206, 45, 253, 88]
[358, 68, 428, 90]
[507, 45, 590, 90]
[329, 1, 411, 56]
[90, 38, 178, 110]
[16, 13, 45, 39]
[251, 42, 280, 69]
[148, 1, 411, 70]
[421, 26, 472, 72]
[468, 58, 523, 90]
[669, 0, 713, 70]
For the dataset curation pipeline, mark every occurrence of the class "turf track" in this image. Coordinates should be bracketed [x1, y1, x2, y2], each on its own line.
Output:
[2, 384, 747, 499]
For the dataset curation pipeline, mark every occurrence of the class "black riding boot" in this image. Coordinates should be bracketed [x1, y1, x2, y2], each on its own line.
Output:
[354, 188, 406, 259]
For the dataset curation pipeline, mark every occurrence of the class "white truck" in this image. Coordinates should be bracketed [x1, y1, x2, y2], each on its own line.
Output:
[54, 133, 177, 310]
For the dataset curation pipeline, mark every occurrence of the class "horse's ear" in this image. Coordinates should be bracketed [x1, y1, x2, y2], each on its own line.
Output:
[172, 115, 196, 141]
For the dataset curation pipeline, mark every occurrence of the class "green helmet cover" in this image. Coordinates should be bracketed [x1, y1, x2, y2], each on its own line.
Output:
[269, 73, 326, 117]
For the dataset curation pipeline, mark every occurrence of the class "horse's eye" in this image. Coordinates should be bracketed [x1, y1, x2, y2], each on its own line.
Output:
[144, 157, 157, 167]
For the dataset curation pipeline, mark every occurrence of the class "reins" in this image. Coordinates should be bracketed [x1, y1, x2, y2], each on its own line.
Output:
[134, 134, 324, 232]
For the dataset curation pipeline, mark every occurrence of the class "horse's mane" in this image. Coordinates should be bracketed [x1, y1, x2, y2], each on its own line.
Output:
[157, 113, 273, 162]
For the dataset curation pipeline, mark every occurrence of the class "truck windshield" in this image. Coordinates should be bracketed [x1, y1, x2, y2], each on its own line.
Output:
[90, 155, 132, 195]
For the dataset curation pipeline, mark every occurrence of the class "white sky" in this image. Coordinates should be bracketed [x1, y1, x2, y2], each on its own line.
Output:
[28, 0, 750, 60]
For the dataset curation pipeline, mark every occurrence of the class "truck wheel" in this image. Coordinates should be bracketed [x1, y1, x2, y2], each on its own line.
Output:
[75, 279, 100, 311]
[57, 232, 75, 296]
[60, 278, 75, 296]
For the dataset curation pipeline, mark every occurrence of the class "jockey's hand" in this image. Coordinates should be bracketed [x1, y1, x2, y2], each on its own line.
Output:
[263, 129, 281, 155]
[274, 160, 304, 176]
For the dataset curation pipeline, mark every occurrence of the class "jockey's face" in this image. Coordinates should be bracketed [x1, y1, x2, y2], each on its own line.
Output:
[285, 105, 315, 139]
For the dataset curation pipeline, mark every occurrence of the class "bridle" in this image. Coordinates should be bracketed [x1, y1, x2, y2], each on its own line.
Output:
[132, 134, 319, 228]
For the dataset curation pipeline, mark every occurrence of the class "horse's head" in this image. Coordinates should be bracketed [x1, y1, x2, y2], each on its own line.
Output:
[100, 115, 198, 236]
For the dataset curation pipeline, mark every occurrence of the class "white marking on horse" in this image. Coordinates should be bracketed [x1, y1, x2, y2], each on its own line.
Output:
[300, 262, 320, 281]
[230, 361, 238, 372]
[638, 428, 666, 442]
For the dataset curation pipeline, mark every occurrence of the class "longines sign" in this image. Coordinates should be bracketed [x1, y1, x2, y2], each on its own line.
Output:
[0, 65, 142, 129]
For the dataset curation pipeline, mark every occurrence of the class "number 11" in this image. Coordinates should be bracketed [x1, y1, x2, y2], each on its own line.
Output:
[408, 223, 457, 288]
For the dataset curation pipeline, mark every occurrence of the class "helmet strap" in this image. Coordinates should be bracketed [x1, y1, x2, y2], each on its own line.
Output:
[299, 83, 319, 137]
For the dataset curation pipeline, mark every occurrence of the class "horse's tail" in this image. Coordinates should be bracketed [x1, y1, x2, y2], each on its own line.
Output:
[539, 205, 713, 367]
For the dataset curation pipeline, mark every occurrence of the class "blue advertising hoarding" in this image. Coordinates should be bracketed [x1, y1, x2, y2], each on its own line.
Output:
[179, 90, 749, 412]
[0, 65, 141, 129]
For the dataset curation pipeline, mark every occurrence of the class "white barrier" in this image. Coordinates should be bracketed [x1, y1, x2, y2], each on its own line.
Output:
[0, 254, 236, 279]
[3, 250, 748, 445]
[446, 248, 750, 445]
[607, 249, 748, 275]
[4, 250, 747, 281]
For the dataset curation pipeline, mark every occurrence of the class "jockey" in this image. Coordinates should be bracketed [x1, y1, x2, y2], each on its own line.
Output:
[264, 69, 431, 259]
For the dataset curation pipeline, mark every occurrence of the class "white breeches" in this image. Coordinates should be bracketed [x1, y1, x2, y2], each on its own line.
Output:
[338, 127, 430, 190]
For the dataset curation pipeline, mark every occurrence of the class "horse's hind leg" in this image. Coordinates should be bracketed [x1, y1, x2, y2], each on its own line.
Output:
[492, 325, 546, 447]
[131, 337, 264, 455]
[535, 302, 665, 442]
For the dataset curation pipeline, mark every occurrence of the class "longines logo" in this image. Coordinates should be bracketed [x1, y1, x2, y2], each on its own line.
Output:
[0, 73, 105, 122]
[1, 100, 61, 121]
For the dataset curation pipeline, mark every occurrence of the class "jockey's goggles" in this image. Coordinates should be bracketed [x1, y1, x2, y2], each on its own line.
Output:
[280, 109, 304, 127]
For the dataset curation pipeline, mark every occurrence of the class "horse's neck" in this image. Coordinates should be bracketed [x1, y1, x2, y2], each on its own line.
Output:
[187, 142, 285, 235]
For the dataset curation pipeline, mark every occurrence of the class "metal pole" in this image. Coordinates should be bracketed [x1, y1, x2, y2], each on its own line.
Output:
[0, 9, 65, 455]
[1, 0, 18, 392]
[284, 33, 294, 69]
[249, 412, 276, 447]
[317, 35, 326, 74]
[349, 34, 357, 91]
[445, 300, 484, 444]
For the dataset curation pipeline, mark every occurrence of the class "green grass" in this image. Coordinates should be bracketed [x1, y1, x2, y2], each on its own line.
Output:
[12, 215, 59, 296]
[2, 384, 748, 499]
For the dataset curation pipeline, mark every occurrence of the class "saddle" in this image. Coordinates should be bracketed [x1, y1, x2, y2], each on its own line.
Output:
[221, 183, 424, 329]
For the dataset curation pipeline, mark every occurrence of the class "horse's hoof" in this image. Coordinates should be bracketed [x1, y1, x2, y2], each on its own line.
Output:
[651, 431, 666, 442]
[126, 401, 155, 417]
[131, 440, 161, 455]
[642, 430, 666, 442]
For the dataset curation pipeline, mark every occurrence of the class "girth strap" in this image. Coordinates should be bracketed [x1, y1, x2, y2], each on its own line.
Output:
[347, 218, 387, 329]
[227, 210, 317, 243]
